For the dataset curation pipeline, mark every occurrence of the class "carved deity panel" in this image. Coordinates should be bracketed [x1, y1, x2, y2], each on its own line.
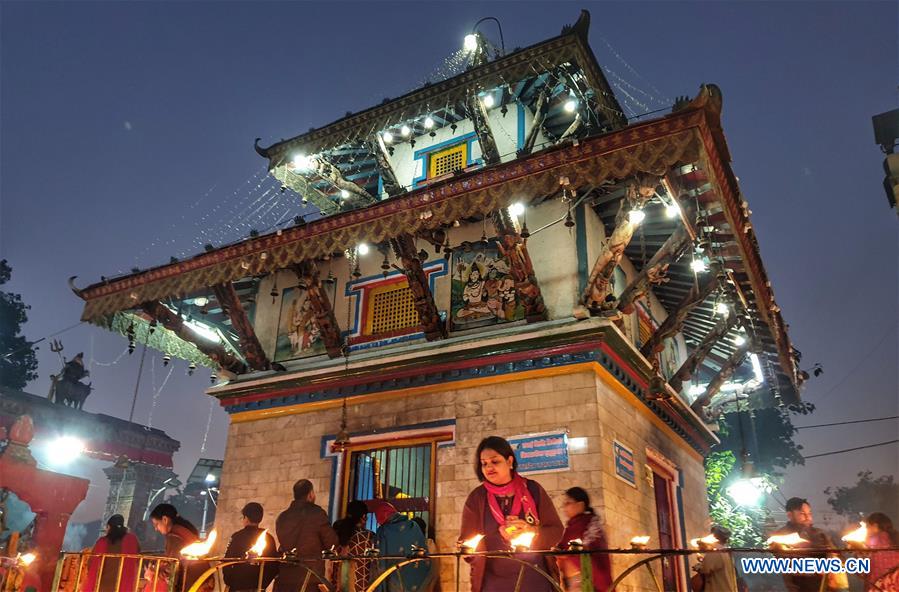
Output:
[450, 239, 524, 331]
[274, 287, 326, 361]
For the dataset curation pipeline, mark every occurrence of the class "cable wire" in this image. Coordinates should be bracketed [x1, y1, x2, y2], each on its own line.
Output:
[803, 439, 899, 460]
[795, 415, 899, 430]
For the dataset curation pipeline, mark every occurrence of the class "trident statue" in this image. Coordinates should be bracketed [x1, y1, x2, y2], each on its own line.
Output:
[47, 340, 93, 410]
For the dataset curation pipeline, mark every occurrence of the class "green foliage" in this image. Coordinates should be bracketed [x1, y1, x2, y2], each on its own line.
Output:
[0, 260, 38, 390]
[713, 408, 805, 476]
[825, 471, 899, 518]
[705, 451, 771, 546]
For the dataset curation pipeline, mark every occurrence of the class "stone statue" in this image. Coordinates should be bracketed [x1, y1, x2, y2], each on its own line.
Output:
[48, 346, 93, 410]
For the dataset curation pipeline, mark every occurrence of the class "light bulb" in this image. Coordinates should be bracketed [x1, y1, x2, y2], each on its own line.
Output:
[382, 131, 394, 144]
[666, 203, 680, 218]
[292, 154, 313, 171]
[734, 334, 746, 346]
[508, 202, 525, 217]
[400, 125, 411, 137]
[716, 302, 730, 316]
[463, 34, 478, 52]
[424, 116, 435, 129]
[727, 479, 763, 507]
[482, 94, 495, 108]
[340, 189, 350, 199]
[628, 209, 646, 225]
[690, 258, 708, 273]
[357, 243, 370, 255]
[564, 99, 577, 113]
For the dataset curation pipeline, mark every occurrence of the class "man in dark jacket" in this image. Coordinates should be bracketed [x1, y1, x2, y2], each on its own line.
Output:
[223, 502, 279, 592]
[275, 479, 338, 592]
[770, 497, 836, 592]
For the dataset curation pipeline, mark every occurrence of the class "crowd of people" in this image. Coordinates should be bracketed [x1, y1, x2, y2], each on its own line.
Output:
[78, 436, 899, 592]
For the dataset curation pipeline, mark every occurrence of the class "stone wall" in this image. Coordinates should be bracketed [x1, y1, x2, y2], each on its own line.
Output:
[215, 368, 708, 591]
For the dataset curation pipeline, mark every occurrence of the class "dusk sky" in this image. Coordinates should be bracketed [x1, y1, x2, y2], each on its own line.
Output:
[1, 1, 896, 527]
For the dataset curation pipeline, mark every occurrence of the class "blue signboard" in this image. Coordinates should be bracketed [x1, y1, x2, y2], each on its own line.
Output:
[614, 440, 637, 487]
[509, 431, 570, 474]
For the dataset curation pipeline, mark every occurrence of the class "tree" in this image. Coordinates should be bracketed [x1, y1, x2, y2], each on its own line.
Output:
[825, 471, 899, 518]
[705, 404, 812, 545]
[0, 260, 38, 390]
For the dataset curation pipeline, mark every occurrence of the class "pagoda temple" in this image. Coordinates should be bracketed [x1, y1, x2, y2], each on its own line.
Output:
[74, 10, 803, 590]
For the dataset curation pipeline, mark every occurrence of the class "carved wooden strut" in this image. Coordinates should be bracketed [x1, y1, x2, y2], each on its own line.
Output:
[140, 301, 247, 374]
[617, 224, 691, 314]
[390, 234, 446, 341]
[668, 314, 739, 394]
[293, 261, 343, 358]
[690, 343, 750, 415]
[211, 283, 270, 372]
[493, 210, 548, 323]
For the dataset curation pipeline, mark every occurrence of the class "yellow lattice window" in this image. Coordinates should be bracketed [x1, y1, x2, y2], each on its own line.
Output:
[428, 143, 467, 178]
[365, 281, 420, 335]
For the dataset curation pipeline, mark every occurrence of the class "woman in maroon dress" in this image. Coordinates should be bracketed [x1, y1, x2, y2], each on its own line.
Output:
[459, 436, 564, 592]
[557, 487, 612, 592]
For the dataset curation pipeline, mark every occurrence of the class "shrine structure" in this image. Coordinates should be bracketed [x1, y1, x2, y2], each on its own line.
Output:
[73, 11, 803, 590]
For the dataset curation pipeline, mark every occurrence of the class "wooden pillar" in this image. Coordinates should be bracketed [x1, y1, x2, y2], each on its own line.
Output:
[294, 261, 344, 358]
[140, 301, 247, 374]
[211, 283, 270, 371]
[390, 234, 446, 341]
[467, 93, 501, 165]
[493, 210, 548, 323]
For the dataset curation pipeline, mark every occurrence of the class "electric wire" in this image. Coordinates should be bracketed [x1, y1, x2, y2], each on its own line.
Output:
[803, 439, 899, 460]
[795, 415, 899, 430]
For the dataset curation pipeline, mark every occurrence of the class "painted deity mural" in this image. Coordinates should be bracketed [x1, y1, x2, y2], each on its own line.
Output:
[450, 240, 524, 331]
[275, 287, 325, 361]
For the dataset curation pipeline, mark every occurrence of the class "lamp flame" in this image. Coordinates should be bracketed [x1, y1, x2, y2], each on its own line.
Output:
[510, 531, 536, 550]
[841, 522, 867, 545]
[249, 530, 268, 556]
[630, 535, 650, 548]
[461, 534, 484, 550]
[765, 533, 807, 548]
[181, 530, 217, 558]
[19, 553, 36, 567]
[690, 534, 719, 548]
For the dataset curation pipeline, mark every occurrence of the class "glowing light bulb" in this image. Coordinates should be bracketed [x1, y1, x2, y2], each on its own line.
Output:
[463, 34, 478, 52]
[19, 553, 36, 567]
[688, 384, 706, 397]
[400, 125, 411, 137]
[47, 436, 86, 465]
[628, 209, 646, 225]
[424, 117, 435, 129]
[734, 334, 746, 346]
[508, 202, 525, 217]
[666, 203, 680, 218]
[716, 302, 730, 316]
[292, 154, 313, 172]
[382, 131, 394, 144]
[482, 94, 495, 108]
[357, 243, 370, 255]
[691, 258, 708, 273]
[564, 99, 577, 113]
[340, 189, 350, 199]
[728, 479, 763, 507]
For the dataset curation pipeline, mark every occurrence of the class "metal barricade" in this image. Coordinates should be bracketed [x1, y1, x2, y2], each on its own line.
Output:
[51, 553, 180, 592]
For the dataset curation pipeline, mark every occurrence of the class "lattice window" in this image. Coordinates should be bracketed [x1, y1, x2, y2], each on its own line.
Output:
[429, 143, 466, 178]
[369, 283, 420, 334]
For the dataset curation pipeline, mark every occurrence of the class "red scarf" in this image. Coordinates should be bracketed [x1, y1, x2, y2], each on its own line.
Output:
[483, 474, 540, 526]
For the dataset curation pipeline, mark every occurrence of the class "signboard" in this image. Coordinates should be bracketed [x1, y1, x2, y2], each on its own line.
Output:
[613, 440, 637, 487]
[508, 431, 570, 474]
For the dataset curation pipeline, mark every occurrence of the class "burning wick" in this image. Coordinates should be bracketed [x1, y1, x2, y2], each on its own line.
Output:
[841, 522, 867, 547]
[630, 535, 651, 549]
[690, 535, 719, 549]
[18, 553, 36, 567]
[247, 530, 268, 557]
[459, 534, 484, 553]
[510, 531, 537, 551]
[765, 533, 807, 549]
[181, 530, 217, 559]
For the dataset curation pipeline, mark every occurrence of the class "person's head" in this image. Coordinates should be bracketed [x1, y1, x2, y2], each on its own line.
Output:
[469, 267, 481, 282]
[711, 525, 732, 546]
[149, 503, 178, 535]
[346, 500, 369, 526]
[369, 500, 398, 526]
[866, 512, 899, 544]
[105, 514, 128, 543]
[475, 436, 517, 485]
[241, 502, 264, 527]
[293, 479, 315, 503]
[785, 497, 813, 527]
[561, 487, 593, 520]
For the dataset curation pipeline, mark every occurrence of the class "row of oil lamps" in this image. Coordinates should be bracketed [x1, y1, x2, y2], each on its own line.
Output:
[177, 523, 873, 562]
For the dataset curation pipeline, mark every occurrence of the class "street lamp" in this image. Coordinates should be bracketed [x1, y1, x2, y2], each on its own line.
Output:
[200, 475, 218, 538]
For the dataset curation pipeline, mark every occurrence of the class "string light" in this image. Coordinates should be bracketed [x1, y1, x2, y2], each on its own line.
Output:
[382, 131, 394, 144]
[423, 116, 435, 129]
[400, 125, 411, 137]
